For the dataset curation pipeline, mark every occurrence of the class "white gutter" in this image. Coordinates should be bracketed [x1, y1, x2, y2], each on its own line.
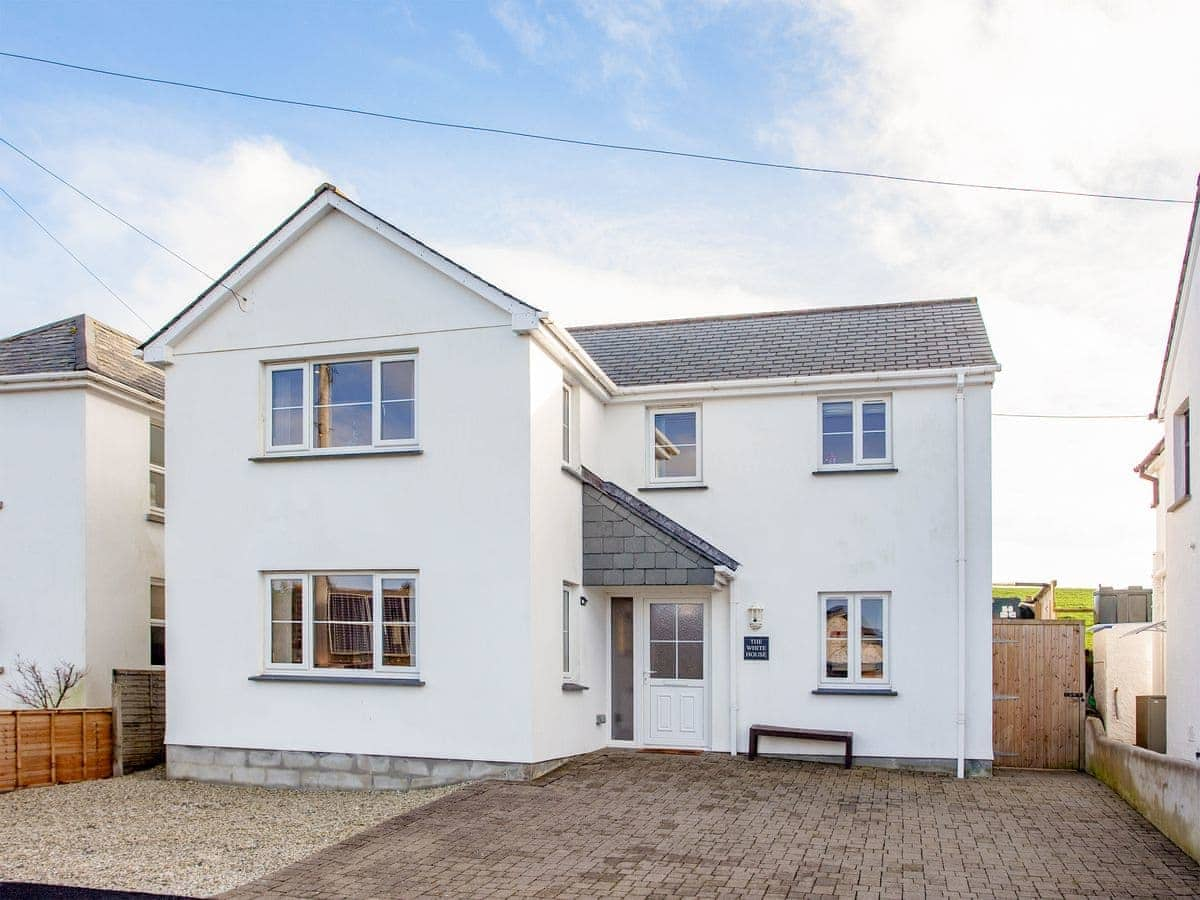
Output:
[0, 370, 163, 412]
[955, 368, 967, 779]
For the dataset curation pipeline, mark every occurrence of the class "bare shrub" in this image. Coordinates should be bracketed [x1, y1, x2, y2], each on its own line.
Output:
[4, 656, 87, 708]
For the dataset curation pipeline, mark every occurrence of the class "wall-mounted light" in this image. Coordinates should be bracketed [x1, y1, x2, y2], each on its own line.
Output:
[747, 604, 764, 631]
[580, 595, 589, 607]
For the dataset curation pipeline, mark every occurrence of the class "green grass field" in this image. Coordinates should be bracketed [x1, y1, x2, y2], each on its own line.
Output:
[992, 585, 1096, 650]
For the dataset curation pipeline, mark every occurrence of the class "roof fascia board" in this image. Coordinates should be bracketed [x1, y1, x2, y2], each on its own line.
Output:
[0, 370, 163, 413]
[1155, 183, 1200, 419]
[531, 321, 618, 399]
[142, 189, 546, 364]
[604, 364, 998, 404]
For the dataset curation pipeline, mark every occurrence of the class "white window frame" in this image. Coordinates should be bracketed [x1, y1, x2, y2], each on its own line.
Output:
[818, 591, 890, 687]
[562, 582, 577, 681]
[263, 353, 419, 454]
[1173, 399, 1191, 506]
[562, 382, 574, 465]
[262, 571, 419, 677]
[148, 420, 166, 514]
[818, 396, 892, 470]
[149, 578, 166, 669]
[646, 404, 703, 486]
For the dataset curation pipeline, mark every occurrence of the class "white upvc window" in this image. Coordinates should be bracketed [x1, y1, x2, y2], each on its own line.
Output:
[149, 421, 165, 512]
[562, 582, 576, 680]
[562, 382, 573, 465]
[265, 572, 418, 676]
[819, 397, 891, 468]
[1173, 400, 1191, 507]
[149, 579, 166, 667]
[265, 354, 418, 453]
[820, 592, 890, 686]
[647, 405, 702, 485]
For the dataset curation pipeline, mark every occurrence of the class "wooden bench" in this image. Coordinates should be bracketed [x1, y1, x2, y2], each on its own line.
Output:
[747, 725, 853, 769]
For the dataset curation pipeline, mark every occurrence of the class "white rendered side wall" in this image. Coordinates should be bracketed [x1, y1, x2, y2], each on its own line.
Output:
[82, 390, 164, 706]
[0, 390, 88, 707]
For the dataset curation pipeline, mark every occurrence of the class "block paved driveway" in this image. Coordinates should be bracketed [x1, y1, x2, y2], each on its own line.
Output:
[226, 750, 1200, 899]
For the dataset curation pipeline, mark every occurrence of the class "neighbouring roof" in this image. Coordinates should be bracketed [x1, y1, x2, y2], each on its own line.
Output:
[0, 315, 164, 400]
[1153, 177, 1200, 417]
[568, 297, 997, 387]
[580, 466, 739, 570]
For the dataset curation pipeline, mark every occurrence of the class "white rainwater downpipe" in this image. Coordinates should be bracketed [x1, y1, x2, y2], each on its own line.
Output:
[725, 571, 739, 757]
[955, 368, 968, 779]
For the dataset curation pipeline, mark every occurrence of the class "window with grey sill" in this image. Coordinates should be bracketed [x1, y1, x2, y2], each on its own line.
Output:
[650, 407, 701, 484]
[820, 398, 891, 470]
[149, 421, 165, 513]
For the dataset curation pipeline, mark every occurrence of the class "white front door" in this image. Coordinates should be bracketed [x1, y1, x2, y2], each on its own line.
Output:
[645, 601, 707, 748]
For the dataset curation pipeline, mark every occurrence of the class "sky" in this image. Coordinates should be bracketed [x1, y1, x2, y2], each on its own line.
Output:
[0, 0, 1196, 587]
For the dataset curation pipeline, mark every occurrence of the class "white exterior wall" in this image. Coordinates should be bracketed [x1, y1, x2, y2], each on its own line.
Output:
[1094, 625, 1161, 745]
[0, 384, 161, 708]
[588, 380, 993, 764]
[1159, 209, 1200, 761]
[82, 389, 164, 706]
[164, 211, 539, 763]
[0, 389, 89, 707]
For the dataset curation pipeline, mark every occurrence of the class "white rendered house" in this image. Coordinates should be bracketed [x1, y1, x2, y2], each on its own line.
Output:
[1137, 179, 1200, 762]
[0, 315, 166, 707]
[143, 185, 997, 788]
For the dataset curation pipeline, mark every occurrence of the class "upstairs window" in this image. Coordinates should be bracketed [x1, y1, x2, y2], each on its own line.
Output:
[821, 592, 889, 686]
[149, 580, 166, 667]
[266, 355, 417, 453]
[149, 422, 165, 512]
[820, 398, 890, 468]
[562, 383, 573, 464]
[1174, 401, 1191, 507]
[649, 406, 702, 485]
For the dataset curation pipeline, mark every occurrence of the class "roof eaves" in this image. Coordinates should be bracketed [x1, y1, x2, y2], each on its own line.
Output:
[580, 466, 739, 570]
[1153, 175, 1200, 417]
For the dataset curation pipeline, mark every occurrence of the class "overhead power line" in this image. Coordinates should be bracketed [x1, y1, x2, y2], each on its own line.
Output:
[993, 412, 1147, 420]
[0, 183, 151, 328]
[0, 49, 1193, 206]
[0, 135, 248, 306]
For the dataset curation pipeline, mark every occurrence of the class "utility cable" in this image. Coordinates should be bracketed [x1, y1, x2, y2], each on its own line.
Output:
[0, 50, 1192, 205]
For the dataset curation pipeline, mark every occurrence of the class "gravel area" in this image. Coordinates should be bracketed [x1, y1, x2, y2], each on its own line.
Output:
[0, 767, 461, 897]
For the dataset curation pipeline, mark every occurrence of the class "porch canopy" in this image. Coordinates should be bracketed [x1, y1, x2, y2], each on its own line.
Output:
[580, 467, 739, 587]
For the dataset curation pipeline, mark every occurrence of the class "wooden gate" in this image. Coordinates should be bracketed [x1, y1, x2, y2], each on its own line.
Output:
[993, 620, 1085, 769]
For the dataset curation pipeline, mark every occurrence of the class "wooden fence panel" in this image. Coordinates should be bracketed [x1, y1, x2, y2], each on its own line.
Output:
[0, 709, 112, 792]
[993, 621, 1084, 769]
[111, 669, 166, 776]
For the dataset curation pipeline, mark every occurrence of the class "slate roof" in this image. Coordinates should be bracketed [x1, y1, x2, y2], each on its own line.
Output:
[568, 297, 997, 387]
[580, 466, 739, 570]
[0, 315, 164, 400]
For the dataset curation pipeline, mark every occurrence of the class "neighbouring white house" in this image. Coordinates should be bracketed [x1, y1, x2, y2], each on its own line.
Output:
[0, 315, 166, 708]
[142, 184, 997, 789]
[1134, 177, 1200, 762]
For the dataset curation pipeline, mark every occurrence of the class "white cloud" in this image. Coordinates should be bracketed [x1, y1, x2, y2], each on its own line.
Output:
[455, 31, 501, 72]
[0, 138, 329, 340]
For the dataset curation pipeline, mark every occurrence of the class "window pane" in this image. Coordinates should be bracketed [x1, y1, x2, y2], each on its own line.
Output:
[862, 401, 887, 460]
[313, 403, 372, 448]
[313, 575, 373, 669]
[653, 412, 698, 478]
[862, 402, 886, 432]
[562, 386, 571, 463]
[650, 604, 675, 641]
[272, 368, 303, 409]
[822, 401, 853, 465]
[150, 624, 165, 667]
[825, 598, 849, 679]
[150, 584, 166, 621]
[677, 603, 704, 642]
[270, 578, 304, 620]
[149, 471, 166, 509]
[272, 408, 303, 446]
[381, 400, 415, 441]
[270, 578, 304, 665]
[149, 423, 165, 467]
[562, 589, 570, 672]
[381, 360, 415, 401]
[650, 641, 676, 679]
[862, 431, 887, 460]
[313, 361, 372, 448]
[677, 642, 703, 680]
[382, 578, 414, 622]
[383, 625, 414, 667]
[860, 597, 885, 680]
[271, 622, 303, 664]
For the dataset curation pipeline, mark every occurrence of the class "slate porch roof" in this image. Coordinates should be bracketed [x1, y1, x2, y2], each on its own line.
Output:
[580, 466, 739, 571]
[0, 314, 164, 400]
[568, 297, 996, 387]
